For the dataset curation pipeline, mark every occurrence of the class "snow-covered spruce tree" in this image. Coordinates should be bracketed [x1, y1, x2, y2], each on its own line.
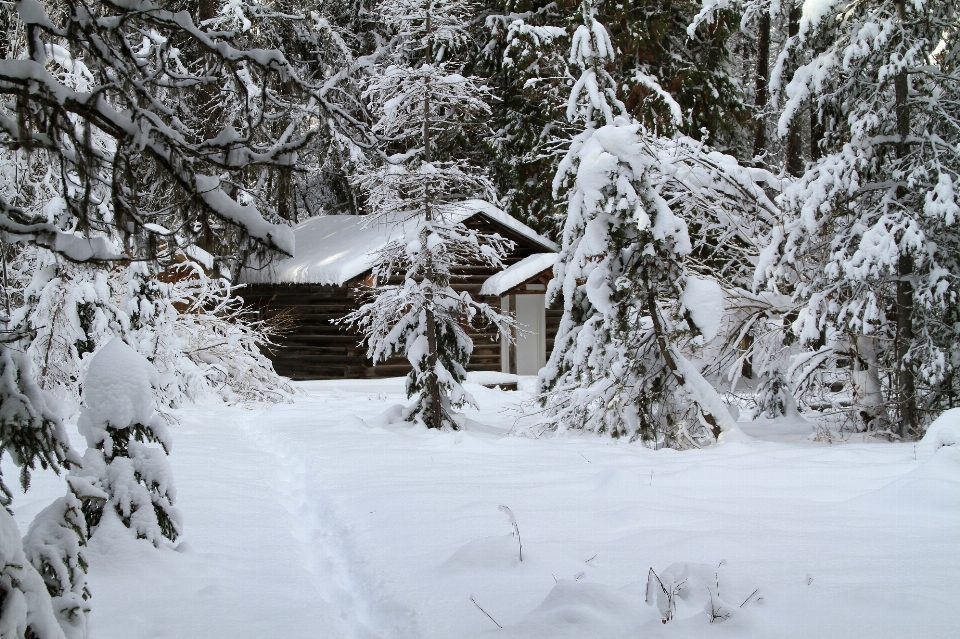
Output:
[23, 252, 125, 403]
[0, 244, 92, 639]
[343, 0, 516, 430]
[0, 1, 359, 633]
[477, 0, 751, 239]
[755, 0, 960, 436]
[0, 330, 81, 639]
[480, 1, 573, 238]
[71, 338, 179, 544]
[0, 504, 68, 639]
[21, 489, 90, 639]
[538, 0, 774, 445]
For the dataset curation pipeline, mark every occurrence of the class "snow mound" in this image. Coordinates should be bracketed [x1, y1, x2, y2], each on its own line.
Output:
[681, 277, 724, 344]
[465, 371, 519, 386]
[920, 407, 960, 452]
[505, 580, 643, 638]
[716, 426, 754, 445]
[587, 468, 647, 494]
[367, 404, 407, 429]
[438, 534, 521, 573]
[82, 338, 158, 428]
[846, 446, 960, 514]
[338, 415, 371, 432]
[909, 445, 960, 482]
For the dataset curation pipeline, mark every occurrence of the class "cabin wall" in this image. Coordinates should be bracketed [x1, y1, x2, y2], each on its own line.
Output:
[241, 283, 368, 380]
[243, 280, 509, 381]
[243, 216, 556, 380]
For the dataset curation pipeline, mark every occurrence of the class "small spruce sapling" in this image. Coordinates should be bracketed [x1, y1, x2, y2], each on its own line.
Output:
[72, 339, 181, 545]
[22, 493, 90, 639]
[0, 507, 67, 639]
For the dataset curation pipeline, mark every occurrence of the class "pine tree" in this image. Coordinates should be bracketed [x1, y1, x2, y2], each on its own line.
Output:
[0, 1, 358, 633]
[343, 0, 516, 430]
[22, 492, 90, 639]
[480, 0, 572, 238]
[0, 505, 68, 639]
[539, 0, 772, 445]
[756, 0, 960, 436]
[72, 338, 180, 545]
[478, 0, 750, 238]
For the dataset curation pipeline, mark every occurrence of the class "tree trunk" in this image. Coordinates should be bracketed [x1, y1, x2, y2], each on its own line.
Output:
[784, 4, 804, 177]
[421, 7, 443, 429]
[893, 0, 916, 437]
[752, 12, 771, 162]
[810, 104, 824, 162]
[277, 167, 293, 222]
[646, 286, 722, 440]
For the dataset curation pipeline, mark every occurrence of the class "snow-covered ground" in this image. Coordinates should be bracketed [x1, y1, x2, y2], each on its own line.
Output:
[7, 379, 960, 638]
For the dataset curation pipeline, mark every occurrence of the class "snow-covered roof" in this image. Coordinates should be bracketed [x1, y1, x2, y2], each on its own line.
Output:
[240, 200, 557, 286]
[480, 253, 556, 297]
[463, 200, 558, 253]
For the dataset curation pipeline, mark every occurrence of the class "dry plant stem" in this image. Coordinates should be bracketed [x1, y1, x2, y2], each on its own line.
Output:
[470, 596, 502, 629]
[740, 588, 759, 607]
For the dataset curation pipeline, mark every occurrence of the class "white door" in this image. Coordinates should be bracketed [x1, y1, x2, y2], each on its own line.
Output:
[507, 294, 545, 375]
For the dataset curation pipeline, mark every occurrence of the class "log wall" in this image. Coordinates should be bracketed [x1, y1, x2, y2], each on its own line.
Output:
[241, 216, 557, 380]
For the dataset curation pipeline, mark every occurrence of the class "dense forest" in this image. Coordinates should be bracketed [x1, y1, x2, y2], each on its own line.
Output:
[0, 0, 957, 636]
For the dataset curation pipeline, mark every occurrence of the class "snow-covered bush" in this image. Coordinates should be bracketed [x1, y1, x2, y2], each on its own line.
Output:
[0, 507, 68, 639]
[19, 252, 125, 405]
[72, 339, 180, 545]
[22, 493, 90, 639]
[128, 260, 294, 406]
[165, 261, 295, 404]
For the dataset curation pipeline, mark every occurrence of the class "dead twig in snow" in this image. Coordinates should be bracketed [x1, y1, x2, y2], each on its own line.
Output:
[470, 595, 502, 629]
[740, 588, 759, 607]
[498, 505, 522, 561]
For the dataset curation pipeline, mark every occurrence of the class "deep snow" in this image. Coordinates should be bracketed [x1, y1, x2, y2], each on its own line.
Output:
[5, 379, 959, 638]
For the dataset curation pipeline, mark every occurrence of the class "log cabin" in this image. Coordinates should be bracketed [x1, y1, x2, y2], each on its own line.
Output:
[239, 200, 561, 380]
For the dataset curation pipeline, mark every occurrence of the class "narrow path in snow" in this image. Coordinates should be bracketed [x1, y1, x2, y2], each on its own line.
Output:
[235, 400, 419, 639]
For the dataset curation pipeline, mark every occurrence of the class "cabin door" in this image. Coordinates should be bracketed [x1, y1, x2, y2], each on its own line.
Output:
[502, 294, 546, 375]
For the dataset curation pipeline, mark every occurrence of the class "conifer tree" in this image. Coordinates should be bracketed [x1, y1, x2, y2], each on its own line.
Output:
[480, 0, 572, 237]
[72, 338, 180, 545]
[0, 1, 361, 633]
[539, 0, 772, 445]
[344, 0, 516, 430]
[479, 0, 750, 237]
[0, 504, 68, 639]
[22, 491, 90, 639]
[756, 0, 960, 436]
